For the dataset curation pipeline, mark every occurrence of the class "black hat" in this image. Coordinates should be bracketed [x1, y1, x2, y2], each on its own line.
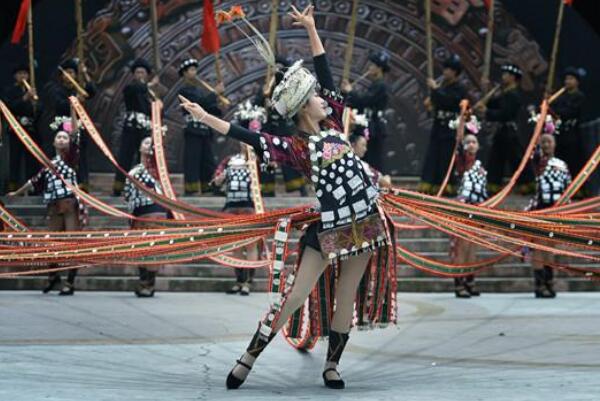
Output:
[178, 58, 199, 76]
[60, 58, 79, 73]
[443, 54, 462, 74]
[563, 66, 586, 81]
[130, 58, 152, 74]
[369, 50, 391, 73]
[12, 63, 29, 74]
[501, 63, 523, 79]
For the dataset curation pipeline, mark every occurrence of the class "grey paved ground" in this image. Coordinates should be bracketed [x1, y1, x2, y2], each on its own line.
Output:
[0, 291, 599, 401]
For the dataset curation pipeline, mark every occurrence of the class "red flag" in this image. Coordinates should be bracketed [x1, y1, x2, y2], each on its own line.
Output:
[201, 0, 220, 54]
[11, 0, 31, 44]
[564, 0, 573, 5]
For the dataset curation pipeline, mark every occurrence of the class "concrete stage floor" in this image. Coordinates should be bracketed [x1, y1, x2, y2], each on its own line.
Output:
[0, 291, 598, 401]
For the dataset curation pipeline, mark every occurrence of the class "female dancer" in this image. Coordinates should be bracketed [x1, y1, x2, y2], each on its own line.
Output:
[213, 144, 259, 296]
[123, 136, 169, 297]
[452, 133, 488, 297]
[181, 5, 395, 390]
[8, 121, 82, 295]
[529, 133, 571, 298]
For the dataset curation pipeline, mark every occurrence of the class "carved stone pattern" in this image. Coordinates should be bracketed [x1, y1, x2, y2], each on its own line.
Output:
[66, 0, 547, 175]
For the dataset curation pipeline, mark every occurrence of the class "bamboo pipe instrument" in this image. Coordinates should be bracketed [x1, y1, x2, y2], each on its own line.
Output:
[473, 84, 501, 108]
[350, 70, 370, 87]
[190, 76, 231, 107]
[481, 0, 495, 92]
[21, 79, 39, 101]
[74, 0, 85, 85]
[341, 0, 360, 85]
[27, 3, 37, 111]
[548, 86, 566, 105]
[545, 0, 566, 95]
[425, 0, 434, 82]
[59, 66, 89, 98]
[265, 0, 279, 88]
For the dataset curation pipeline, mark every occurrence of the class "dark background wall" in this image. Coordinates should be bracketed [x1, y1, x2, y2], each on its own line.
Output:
[1, 0, 599, 179]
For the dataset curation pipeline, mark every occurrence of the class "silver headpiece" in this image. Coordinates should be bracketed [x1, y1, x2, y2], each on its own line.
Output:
[271, 60, 317, 119]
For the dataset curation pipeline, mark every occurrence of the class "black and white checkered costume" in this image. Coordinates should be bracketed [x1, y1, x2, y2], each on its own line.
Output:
[124, 164, 163, 213]
[534, 157, 571, 209]
[30, 156, 77, 204]
[224, 155, 253, 206]
[457, 160, 488, 204]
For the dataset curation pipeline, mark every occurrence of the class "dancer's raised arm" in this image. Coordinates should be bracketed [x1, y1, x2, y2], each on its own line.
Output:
[289, 5, 335, 92]
[290, 5, 324, 57]
[179, 95, 305, 172]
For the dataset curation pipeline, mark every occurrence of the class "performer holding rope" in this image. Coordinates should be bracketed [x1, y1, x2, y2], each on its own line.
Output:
[123, 136, 169, 297]
[181, 5, 395, 390]
[528, 132, 571, 298]
[451, 124, 488, 298]
[213, 143, 260, 296]
[8, 120, 83, 295]
[46, 59, 96, 191]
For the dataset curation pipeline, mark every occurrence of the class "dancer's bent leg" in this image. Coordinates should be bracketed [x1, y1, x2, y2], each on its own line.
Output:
[227, 247, 329, 389]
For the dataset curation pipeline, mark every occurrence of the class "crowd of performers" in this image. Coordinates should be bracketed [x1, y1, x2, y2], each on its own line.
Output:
[0, 3, 598, 392]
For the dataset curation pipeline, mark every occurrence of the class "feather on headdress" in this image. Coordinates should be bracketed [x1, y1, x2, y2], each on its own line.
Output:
[217, 5, 316, 119]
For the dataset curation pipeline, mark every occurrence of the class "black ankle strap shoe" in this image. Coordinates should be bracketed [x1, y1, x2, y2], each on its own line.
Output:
[226, 359, 252, 390]
[323, 368, 345, 389]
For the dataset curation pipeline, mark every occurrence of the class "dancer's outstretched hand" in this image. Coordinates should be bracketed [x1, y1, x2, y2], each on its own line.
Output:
[289, 4, 315, 30]
[179, 95, 207, 121]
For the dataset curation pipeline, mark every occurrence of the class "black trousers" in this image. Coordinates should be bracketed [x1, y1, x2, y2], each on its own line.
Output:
[421, 127, 455, 186]
[365, 134, 386, 173]
[282, 166, 306, 192]
[486, 127, 527, 187]
[183, 131, 215, 194]
[113, 124, 149, 193]
[260, 166, 305, 196]
[139, 268, 157, 286]
[8, 125, 39, 191]
[234, 268, 255, 283]
[556, 130, 584, 179]
[260, 167, 276, 197]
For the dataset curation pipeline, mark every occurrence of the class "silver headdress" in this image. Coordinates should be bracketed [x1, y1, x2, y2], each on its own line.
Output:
[271, 60, 317, 119]
[218, 6, 316, 119]
[233, 99, 267, 123]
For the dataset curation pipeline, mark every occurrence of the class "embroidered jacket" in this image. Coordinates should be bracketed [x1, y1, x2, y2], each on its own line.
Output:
[124, 163, 163, 213]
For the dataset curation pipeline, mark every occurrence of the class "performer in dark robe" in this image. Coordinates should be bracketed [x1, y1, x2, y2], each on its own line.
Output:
[178, 58, 224, 195]
[418, 55, 467, 194]
[113, 58, 159, 196]
[553, 66, 586, 196]
[475, 64, 524, 194]
[2, 64, 39, 191]
[342, 51, 390, 173]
